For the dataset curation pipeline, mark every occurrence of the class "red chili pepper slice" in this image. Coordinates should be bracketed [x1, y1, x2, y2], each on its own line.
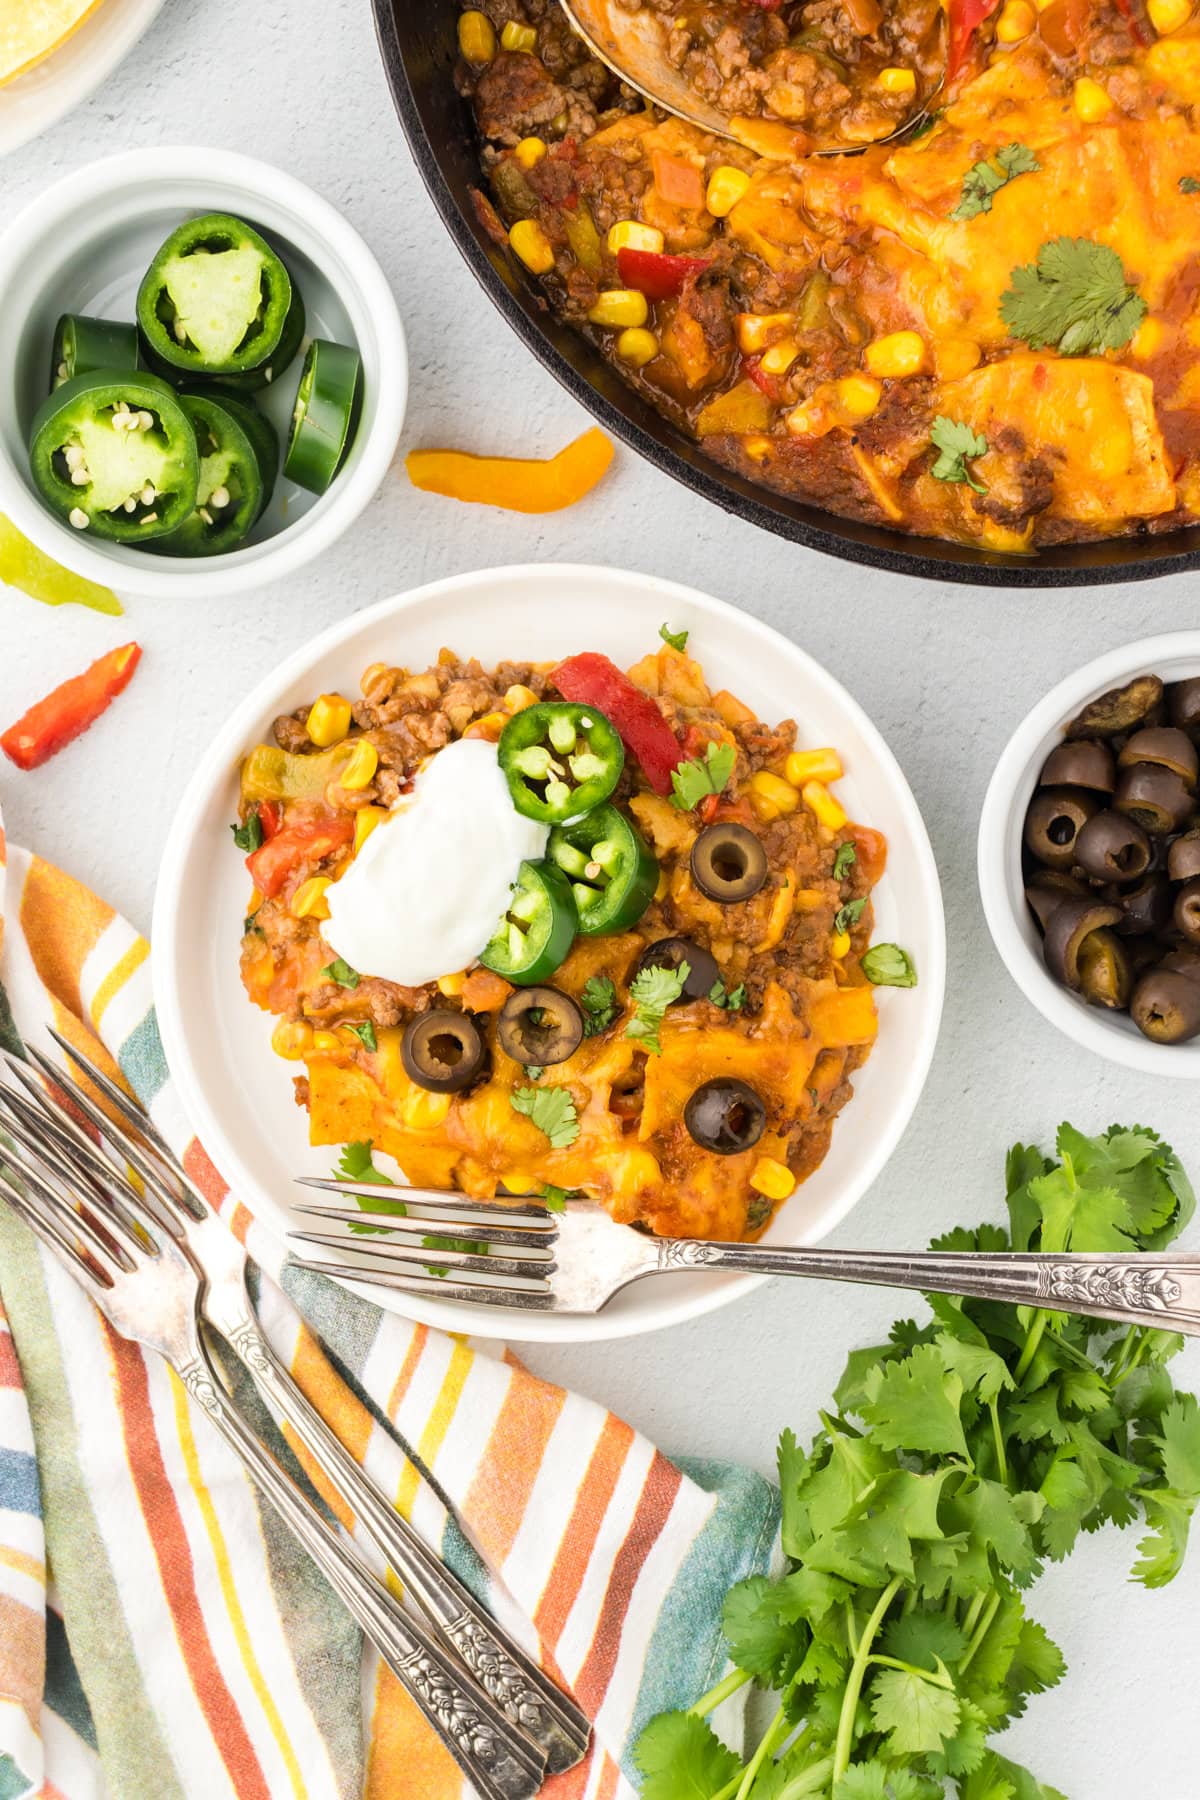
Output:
[246, 815, 354, 900]
[742, 354, 783, 402]
[1, 642, 141, 771]
[257, 801, 282, 841]
[551, 653, 682, 796]
[616, 247, 713, 301]
[946, 0, 1002, 79]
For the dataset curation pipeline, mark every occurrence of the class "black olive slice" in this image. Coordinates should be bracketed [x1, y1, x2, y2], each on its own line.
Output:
[1174, 877, 1200, 946]
[684, 1078, 766, 1155]
[1023, 787, 1100, 870]
[1114, 764, 1194, 836]
[1074, 809, 1152, 885]
[691, 823, 768, 904]
[1066, 675, 1164, 739]
[1076, 928, 1132, 1011]
[1168, 829, 1200, 883]
[497, 986, 584, 1066]
[1118, 727, 1199, 788]
[1039, 740, 1116, 793]
[1168, 677, 1200, 738]
[1160, 947, 1200, 983]
[1113, 873, 1172, 937]
[1025, 871, 1085, 933]
[401, 1010, 487, 1093]
[1043, 896, 1123, 990]
[1131, 967, 1200, 1044]
[634, 936, 719, 1000]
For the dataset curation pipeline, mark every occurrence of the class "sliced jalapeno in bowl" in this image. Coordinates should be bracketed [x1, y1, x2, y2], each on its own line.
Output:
[137, 213, 294, 378]
[283, 339, 363, 494]
[499, 701, 624, 825]
[150, 392, 272, 558]
[207, 285, 307, 393]
[479, 858, 578, 985]
[548, 804, 658, 934]
[29, 369, 199, 544]
[51, 314, 139, 390]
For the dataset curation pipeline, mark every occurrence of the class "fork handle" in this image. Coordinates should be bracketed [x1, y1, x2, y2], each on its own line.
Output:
[175, 1349, 545, 1800]
[653, 1243, 1200, 1334]
[218, 1314, 589, 1773]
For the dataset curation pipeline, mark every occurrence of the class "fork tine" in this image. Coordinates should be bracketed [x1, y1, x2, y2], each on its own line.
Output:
[44, 1026, 177, 1162]
[290, 1203, 558, 1250]
[288, 1229, 554, 1280]
[0, 1100, 153, 1264]
[0, 1169, 114, 1295]
[295, 1177, 551, 1226]
[289, 1253, 555, 1309]
[0, 1149, 129, 1278]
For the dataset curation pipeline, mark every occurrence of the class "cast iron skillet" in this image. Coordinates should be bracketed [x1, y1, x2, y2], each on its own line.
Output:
[372, 0, 1200, 588]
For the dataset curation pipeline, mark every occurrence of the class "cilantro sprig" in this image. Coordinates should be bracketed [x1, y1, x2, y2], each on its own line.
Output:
[637, 1123, 1199, 1800]
[510, 1083, 580, 1148]
[709, 978, 746, 1011]
[626, 960, 689, 1056]
[671, 740, 736, 812]
[1000, 236, 1146, 356]
[231, 809, 264, 853]
[951, 141, 1040, 221]
[659, 621, 689, 652]
[321, 958, 360, 989]
[580, 974, 620, 1037]
[930, 416, 989, 494]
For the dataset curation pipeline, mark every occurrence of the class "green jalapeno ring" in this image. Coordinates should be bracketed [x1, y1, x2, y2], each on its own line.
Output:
[208, 393, 280, 520]
[283, 339, 364, 494]
[478, 859, 579, 986]
[548, 805, 659, 935]
[137, 212, 294, 377]
[498, 702, 625, 826]
[28, 368, 199, 544]
[51, 315, 139, 391]
[149, 392, 269, 558]
[205, 285, 307, 394]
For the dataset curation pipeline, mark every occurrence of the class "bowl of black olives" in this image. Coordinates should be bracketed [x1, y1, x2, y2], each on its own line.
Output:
[979, 635, 1200, 1073]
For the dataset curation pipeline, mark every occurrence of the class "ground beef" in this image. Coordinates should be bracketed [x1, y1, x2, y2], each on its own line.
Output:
[475, 49, 597, 146]
[274, 709, 319, 753]
[971, 426, 1056, 530]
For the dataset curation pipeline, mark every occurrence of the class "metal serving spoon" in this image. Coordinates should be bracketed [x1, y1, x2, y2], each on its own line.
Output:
[557, 0, 943, 156]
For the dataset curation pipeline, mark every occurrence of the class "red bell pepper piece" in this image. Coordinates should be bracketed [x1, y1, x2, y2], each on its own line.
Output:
[946, 0, 1002, 79]
[246, 815, 354, 900]
[552, 653, 682, 796]
[616, 247, 713, 301]
[257, 801, 282, 840]
[742, 354, 783, 402]
[1, 642, 141, 772]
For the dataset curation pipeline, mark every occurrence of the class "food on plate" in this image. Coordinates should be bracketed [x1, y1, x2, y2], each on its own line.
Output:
[458, 0, 1200, 551]
[22, 212, 360, 559]
[637, 1122, 1200, 1800]
[0, 0, 101, 85]
[1, 641, 140, 771]
[1022, 670, 1200, 1042]
[0, 513, 120, 614]
[234, 633, 915, 1241]
[406, 425, 614, 511]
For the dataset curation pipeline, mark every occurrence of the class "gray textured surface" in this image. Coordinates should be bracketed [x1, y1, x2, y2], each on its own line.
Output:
[1, 3, 1198, 1794]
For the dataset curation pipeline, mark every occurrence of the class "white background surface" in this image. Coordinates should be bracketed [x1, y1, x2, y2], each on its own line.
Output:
[0, 4, 1197, 1794]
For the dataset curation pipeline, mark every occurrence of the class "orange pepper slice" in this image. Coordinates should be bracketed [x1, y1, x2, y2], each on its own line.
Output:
[405, 427, 614, 514]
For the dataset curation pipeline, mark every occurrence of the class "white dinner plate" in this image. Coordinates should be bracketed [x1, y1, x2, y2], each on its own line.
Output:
[0, 0, 165, 158]
[153, 563, 946, 1342]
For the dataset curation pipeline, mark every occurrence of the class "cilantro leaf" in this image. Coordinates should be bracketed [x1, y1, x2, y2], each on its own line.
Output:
[1153, 1394, 1200, 1496]
[862, 943, 918, 988]
[671, 740, 736, 812]
[833, 897, 867, 937]
[833, 841, 857, 879]
[633, 1711, 740, 1800]
[335, 1140, 409, 1236]
[321, 958, 360, 989]
[231, 809, 264, 853]
[626, 960, 688, 1055]
[509, 1083, 579, 1149]
[1000, 236, 1146, 355]
[836, 1768, 941, 1800]
[860, 1343, 970, 1461]
[708, 978, 746, 1010]
[721, 1576, 796, 1683]
[870, 1666, 960, 1756]
[541, 1183, 578, 1212]
[659, 621, 689, 652]
[952, 142, 1040, 220]
[345, 1019, 377, 1052]
[930, 415, 989, 493]
[580, 974, 619, 1036]
[1181, 175, 1200, 193]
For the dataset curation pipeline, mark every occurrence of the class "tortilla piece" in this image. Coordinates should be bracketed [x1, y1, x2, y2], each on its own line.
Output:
[0, 0, 103, 87]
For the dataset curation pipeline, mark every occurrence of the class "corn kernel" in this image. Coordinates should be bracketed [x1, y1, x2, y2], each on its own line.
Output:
[306, 693, 352, 747]
[354, 806, 388, 852]
[834, 374, 882, 420]
[1073, 75, 1112, 121]
[504, 683, 540, 713]
[463, 710, 507, 741]
[749, 789, 781, 823]
[1131, 317, 1165, 359]
[831, 930, 852, 959]
[514, 136, 547, 170]
[742, 434, 774, 464]
[340, 741, 379, 789]
[750, 770, 800, 816]
[404, 1088, 453, 1129]
[793, 886, 826, 911]
[864, 331, 927, 379]
[706, 164, 751, 216]
[616, 326, 660, 366]
[312, 1029, 341, 1055]
[1149, 0, 1192, 30]
[292, 877, 332, 920]
[500, 20, 538, 51]
[786, 748, 843, 787]
[736, 310, 795, 353]
[933, 337, 982, 380]
[606, 219, 664, 254]
[749, 1156, 796, 1201]
[802, 780, 848, 831]
[760, 340, 800, 375]
[508, 218, 555, 275]
[360, 661, 390, 696]
[458, 9, 496, 65]
[587, 288, 649, 329]
[655, 866, 669, 900]
[272, 1019, 313, 1061]
[997, 0, 1035, 36]
[878, 65, 917, 93]
[437, 971, 469, 997]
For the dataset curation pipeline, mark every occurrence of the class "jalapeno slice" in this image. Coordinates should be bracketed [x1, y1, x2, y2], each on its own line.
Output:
[51, 315, 139, 390]
[213, 394, 280, 509]
[548, 804, 658, 934]
[206, 285, 307, 393]
[283, 339, 363, 494]
[137, 213, 294, 377]
[150, 392, 271, 557]
[29, 369, 199, 544]
[498, 702, 624, 825]
[478, 859, 578, 985]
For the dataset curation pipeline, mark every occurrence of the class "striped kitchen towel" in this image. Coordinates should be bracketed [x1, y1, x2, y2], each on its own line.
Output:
[0, 810, 779, 1800]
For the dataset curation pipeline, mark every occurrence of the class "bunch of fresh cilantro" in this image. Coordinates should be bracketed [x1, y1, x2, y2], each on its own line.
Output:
[635, 1124, 1200, 1800]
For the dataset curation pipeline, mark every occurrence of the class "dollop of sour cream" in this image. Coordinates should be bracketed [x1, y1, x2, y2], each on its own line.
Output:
[323, 738, 549, 988]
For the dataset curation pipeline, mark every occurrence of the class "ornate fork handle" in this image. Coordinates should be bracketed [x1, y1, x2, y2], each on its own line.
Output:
[656, 1242, 1200, 1335]
[221, 1316, 588, 1772]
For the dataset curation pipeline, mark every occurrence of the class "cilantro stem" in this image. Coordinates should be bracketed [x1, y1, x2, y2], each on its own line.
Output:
[866, 1653, 956, 1689]
[734, 1699, 789, 1800]
[845, 1599, 860, 1656]
[1015, 1309, 1049, 1385]
[961, 1590, 987, 1641]
[959, 1588, 1002, 1676]
[689, 1667, 751, 1717]
[833, 1577, 901, 1780]
[989, 1397, 1009, 1487]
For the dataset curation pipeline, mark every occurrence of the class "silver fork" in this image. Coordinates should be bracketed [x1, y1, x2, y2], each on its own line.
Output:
[0, 1128, 545, 1800]
[1, 1036, 589, 1776]
[290, 1180, 1200, 1333]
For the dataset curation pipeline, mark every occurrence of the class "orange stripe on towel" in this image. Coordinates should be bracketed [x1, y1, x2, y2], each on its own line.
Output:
[574, 1451, 682, 1716]
[535, 1415, 633, 1651]
[366, 1665, 463, 1800]
[18, 857, 113, 1022]
[463, 1363, 566, 1570]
